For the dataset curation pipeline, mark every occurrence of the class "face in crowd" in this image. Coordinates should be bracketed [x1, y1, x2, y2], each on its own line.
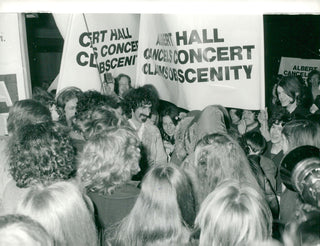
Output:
[310, 73, 320, 88]
[242, 110, 256, 126]
[49, 104, 59, 121]
[162, 115, 176, 137]
[118, 76, 131, 97]
[65, 98, 78, 125]
[277, 86, 293, 107]
[270, 121, 283, 144]
[132, 103, 152, 124]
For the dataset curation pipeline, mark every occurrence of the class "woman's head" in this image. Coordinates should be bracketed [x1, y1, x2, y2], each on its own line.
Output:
[78, 126, 141, 194]
[281, 119, 320, 153]
[159, 105, 181, 139]
[9, 122, 76, 188]
[307, 70, 320, 87]
[276, 76, 302, 108]
[0, 214, 53, 246]
[56, 86, 83, 126]
[115, 164, 197, 245]
[196, 180, 272, 246]
[7, 99, 52, 134]
[194, 133, 259, 202]
[16, 181, 98, 246]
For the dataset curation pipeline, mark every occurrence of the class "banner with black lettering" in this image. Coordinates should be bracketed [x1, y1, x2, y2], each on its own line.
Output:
[278, 57, 320, 83]
[56, 14, 140, 93]
[136, 14, 265, 110]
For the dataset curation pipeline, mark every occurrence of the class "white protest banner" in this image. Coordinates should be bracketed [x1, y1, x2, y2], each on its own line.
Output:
[0, 13, 31, 135]
[278, 57, 320, 82]
[55, 14, 140, 93]
[136, 14, 265, 111]
[56, 14, 102, 93]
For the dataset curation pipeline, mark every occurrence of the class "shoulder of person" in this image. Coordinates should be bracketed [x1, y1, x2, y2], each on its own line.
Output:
[144, 121, 161, 134]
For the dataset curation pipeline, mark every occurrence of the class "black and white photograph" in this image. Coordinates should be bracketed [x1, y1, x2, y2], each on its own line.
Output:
[0, 1, 319, 245]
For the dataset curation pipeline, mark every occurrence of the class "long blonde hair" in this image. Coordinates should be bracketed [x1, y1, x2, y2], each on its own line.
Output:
[194, 133, 260, 202]
[113, 164, 197, 246]
[16, 181, 98, 246]
[196, 180, 272, 246]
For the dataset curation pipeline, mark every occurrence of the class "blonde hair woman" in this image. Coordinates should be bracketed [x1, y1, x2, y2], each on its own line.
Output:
[192, 133, 260, 202]
[77, 126, 141, 243]
[113, 164, 197, 246]
[16, 181, 98, 246]
[196, 180, 272, 246]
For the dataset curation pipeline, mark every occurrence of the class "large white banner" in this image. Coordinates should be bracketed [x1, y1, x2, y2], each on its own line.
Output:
[56, 14, 140, 93]
[278, 57, 320, 83]
[136, 14, 265, 110]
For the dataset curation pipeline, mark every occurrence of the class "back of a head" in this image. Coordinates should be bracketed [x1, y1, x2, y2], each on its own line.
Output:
[78, 126, 140, 195]
[16, 181, 98, 246]
[115, 164, 196, 246]
[196, 180, 272, 246]
[194, 133, 259, 201]
[197, 105, 228, 137]
[282, 119, 320, 153]
[7, 99, 52, 134]
[0, 214, 53, 246]
[8, 122, 76, 188]
[32, 86, 55, 108]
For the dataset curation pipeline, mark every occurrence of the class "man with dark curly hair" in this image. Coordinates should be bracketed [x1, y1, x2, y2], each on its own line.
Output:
[121, 87, 167, 180]
[2, 122, 76, 214]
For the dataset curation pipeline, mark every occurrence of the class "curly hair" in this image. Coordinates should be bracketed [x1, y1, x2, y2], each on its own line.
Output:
[121, 86, 157, 118]
[32, 87, 55, 109]
[77, 127, 141, 195]
[76, 90, 120, 118]
[7, 99, 52, 134]
[8, 122, 76, 188]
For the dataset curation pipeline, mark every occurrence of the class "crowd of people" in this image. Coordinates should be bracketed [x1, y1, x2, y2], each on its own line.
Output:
[0, 70, 319, 245]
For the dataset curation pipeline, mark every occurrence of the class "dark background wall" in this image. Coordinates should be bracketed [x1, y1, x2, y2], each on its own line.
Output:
[264, 14, 320, 108]
[25, 13, 63, 90]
